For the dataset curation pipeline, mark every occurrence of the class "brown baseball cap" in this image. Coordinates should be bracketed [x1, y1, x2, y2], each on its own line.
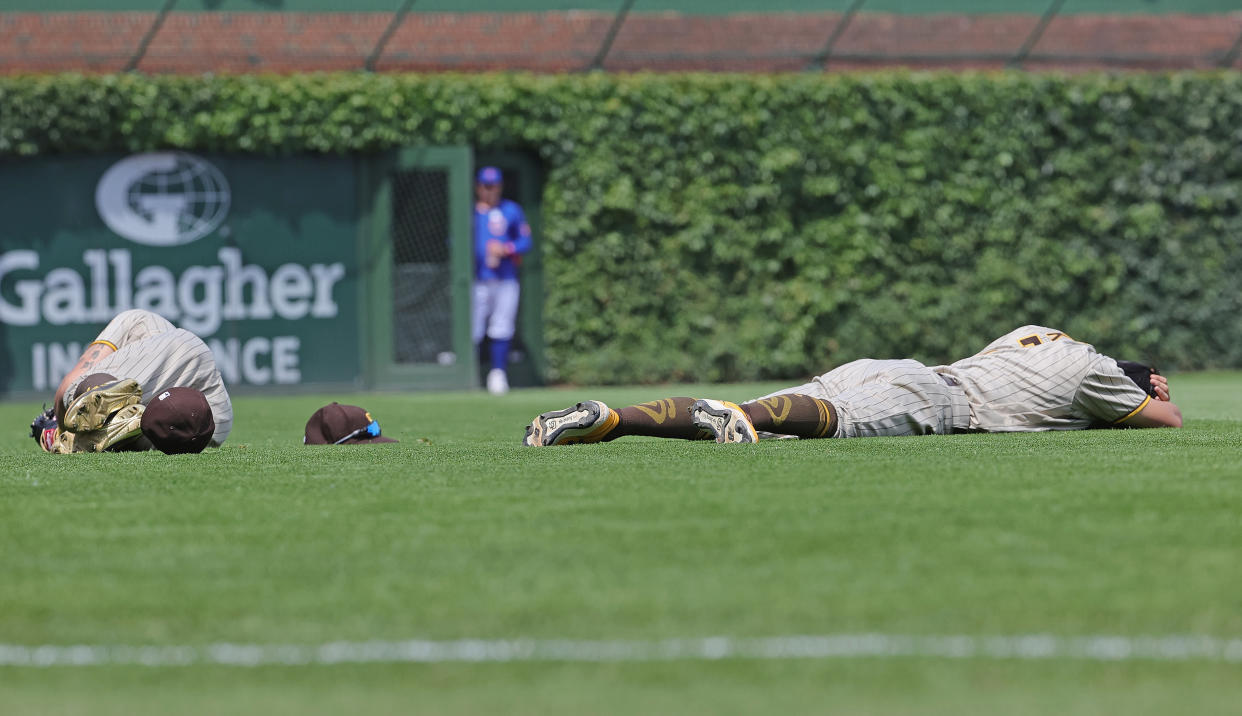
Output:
[140, 387, 215, 454]
[304, 403, 397, 445]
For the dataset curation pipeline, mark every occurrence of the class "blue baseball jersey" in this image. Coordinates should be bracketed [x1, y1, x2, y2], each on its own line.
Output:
[474, 199, 532, 281]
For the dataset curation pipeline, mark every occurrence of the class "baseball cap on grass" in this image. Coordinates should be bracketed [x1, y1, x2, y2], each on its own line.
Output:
[304, 403, 397, 445]
[141, 387, 215, 454]
[476, 166, 502, 185]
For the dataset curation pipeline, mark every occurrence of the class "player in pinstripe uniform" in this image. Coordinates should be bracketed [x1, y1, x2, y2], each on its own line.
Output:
[522, 325, 1181, 446]
[39, 309, 233, 453]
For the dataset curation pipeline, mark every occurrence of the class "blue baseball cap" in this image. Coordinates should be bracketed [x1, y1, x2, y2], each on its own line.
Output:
[476, 166, 503, 185]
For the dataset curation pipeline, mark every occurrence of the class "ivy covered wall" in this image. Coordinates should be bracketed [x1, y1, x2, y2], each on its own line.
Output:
[3, 72, 1239, 382]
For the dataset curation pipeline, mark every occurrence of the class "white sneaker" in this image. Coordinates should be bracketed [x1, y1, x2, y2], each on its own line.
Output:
[690, 399, 758, 444]
[487, 368, 510, 395]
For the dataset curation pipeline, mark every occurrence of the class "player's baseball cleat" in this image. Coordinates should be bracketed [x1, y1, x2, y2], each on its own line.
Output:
[690, 399, 758, 444]
[523, 400, 618, 446]
[63, 378, 143, 433]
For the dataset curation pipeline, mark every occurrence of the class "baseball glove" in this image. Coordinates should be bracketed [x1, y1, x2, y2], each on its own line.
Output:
[29, 404, 58, 452]
[1116, 360, 1159, 398]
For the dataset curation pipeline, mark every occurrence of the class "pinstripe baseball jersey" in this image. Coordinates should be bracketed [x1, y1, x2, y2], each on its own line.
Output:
[933, 325, 1152, 432]
[755, 325, 1151, 438]
[64, 310, 233, 446]
[757, 358, 971, 438]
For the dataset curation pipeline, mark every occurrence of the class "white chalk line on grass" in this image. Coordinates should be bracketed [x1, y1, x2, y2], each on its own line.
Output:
[2, 634, 1242, 667]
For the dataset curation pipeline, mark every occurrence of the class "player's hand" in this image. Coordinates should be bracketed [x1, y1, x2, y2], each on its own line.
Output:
[1150, 373, 1170, 401]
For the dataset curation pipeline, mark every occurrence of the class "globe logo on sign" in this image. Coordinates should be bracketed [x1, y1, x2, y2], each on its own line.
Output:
[95, 152, 230, 246]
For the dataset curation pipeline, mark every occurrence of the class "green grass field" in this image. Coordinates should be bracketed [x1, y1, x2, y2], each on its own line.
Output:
[2, 373, 1240, 715]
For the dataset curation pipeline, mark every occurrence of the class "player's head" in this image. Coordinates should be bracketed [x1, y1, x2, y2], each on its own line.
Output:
[140, 387, 215, 454]
[475, 166, 503, 203]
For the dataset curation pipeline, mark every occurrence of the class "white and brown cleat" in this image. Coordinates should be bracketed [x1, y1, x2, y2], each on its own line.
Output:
[690, 399, 758, 444]
[523, 400, 619, 446]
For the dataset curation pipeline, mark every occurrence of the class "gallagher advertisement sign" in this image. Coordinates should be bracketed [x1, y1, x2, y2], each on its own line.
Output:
[0, 152, 360, 395]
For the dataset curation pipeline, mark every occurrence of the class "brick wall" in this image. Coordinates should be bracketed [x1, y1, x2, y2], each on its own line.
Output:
[2, 11, 1240, 73]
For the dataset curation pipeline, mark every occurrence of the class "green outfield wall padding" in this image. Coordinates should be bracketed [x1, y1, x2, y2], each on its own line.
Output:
[2, 0, 1237, 14]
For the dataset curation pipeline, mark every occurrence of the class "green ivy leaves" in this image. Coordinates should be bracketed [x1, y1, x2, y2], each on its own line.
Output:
[3, 71, 1239, 382]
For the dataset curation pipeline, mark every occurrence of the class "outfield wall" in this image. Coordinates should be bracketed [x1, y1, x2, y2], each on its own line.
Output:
[0, 154, 361, 395]
[0, 145, 544, 397]
[1, 72, 1240, 392]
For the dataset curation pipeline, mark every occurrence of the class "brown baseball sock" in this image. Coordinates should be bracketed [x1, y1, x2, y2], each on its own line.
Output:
[605, 397, 714, 441]
[740, 394, 838, 439]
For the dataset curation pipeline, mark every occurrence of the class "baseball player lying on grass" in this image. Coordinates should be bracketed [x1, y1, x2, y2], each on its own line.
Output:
[29, 309, 233, 454]
[523, 325, 1182, 446]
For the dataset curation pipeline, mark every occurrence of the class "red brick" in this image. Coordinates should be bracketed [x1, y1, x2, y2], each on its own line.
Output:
[1, 10, 1240, 74]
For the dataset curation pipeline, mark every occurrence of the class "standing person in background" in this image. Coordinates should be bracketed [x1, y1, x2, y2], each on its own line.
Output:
[472, 166, 533, 395]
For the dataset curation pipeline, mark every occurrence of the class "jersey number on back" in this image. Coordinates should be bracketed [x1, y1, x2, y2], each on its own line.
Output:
[1017, 331, 1069, 347]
